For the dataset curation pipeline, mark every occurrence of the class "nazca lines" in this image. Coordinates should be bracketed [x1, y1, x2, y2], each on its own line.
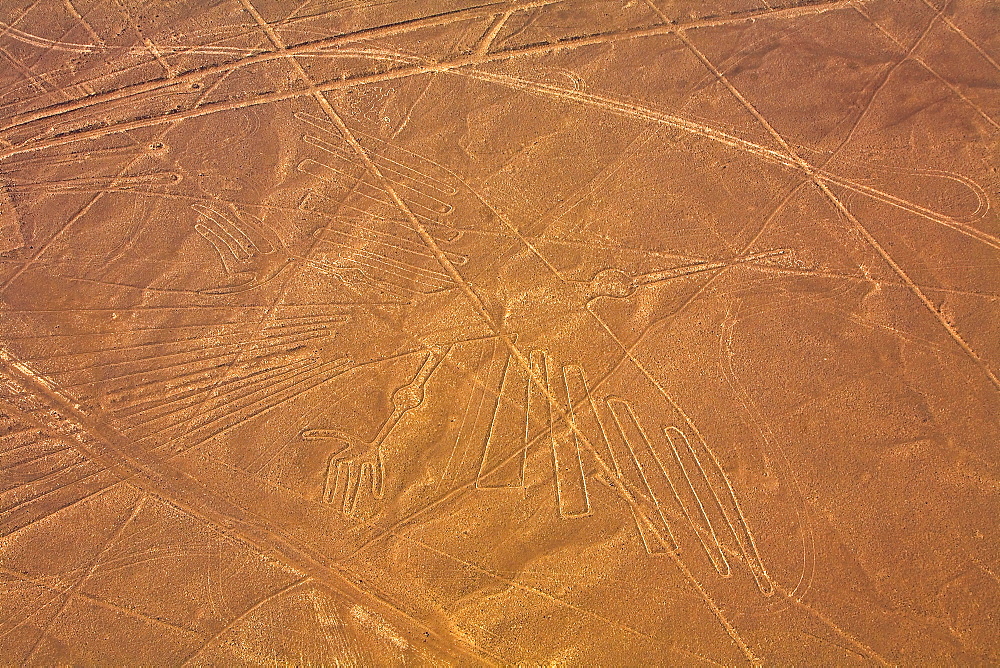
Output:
[446, 341, 773, 594]
[192, 203, 291, 294]
[102, 314, 351, 450]
[308, 349, 445, 515]
[0, 305, 355, 539]
[0, 363, 118, 537]
[0, 405, 104, 535]
[293, 111, 467, 297]
[2, 304, 353, 450]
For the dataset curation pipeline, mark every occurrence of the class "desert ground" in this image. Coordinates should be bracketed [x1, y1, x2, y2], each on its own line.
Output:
[0, 0, 998, 664]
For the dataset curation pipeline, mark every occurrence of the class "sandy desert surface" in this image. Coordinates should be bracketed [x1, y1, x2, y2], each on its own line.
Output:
[0, 0, 998, 664]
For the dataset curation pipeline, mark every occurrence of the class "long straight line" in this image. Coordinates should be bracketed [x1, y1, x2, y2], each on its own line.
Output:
[0, 0, 857, 163]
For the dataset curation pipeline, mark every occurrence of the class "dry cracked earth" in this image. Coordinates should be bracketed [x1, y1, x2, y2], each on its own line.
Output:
[0, 0, 998, 664]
